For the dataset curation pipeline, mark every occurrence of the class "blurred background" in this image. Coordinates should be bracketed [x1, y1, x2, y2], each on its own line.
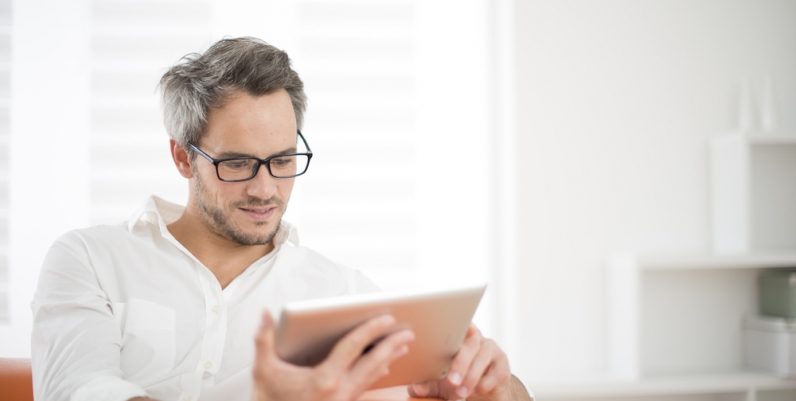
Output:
[1, 1, 796, 400]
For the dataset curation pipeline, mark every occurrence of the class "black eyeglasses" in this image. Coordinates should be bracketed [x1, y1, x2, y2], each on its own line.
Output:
[189, 131, 313, 182]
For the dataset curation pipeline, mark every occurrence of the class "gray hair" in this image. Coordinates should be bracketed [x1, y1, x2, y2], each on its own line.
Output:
[159, 37, 307, 152]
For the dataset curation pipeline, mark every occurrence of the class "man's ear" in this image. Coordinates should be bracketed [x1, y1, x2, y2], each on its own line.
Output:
[170, 139, 194, 179]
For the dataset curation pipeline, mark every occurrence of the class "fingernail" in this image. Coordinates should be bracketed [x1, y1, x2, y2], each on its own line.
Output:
[393, 345, 408, 357]
[381, 315, 396, 326]
[456, 386, 469, 398]
[261, 311, 271, 324]
[448, 372, 462, 386]
[413, 382, 429, 396]
[401, 331, 415, 342]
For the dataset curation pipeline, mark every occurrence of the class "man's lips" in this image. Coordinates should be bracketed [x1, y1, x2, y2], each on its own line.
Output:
[239, 206, 276, 221]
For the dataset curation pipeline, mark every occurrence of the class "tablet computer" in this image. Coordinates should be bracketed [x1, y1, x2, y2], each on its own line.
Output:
[274, 284, 486, 389]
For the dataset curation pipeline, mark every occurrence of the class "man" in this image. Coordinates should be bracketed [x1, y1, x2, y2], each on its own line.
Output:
[31, 37, 532, 401]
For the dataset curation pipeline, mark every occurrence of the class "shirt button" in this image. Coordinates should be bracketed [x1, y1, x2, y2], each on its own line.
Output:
[212, 305, 220, 314]
[204, 361, 213, 370]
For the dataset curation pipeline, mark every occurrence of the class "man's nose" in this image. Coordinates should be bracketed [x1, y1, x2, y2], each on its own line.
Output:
[246, 163, 278, 199]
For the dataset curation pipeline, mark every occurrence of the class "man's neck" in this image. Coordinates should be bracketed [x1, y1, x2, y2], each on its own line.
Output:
[166, 206, 275, 290]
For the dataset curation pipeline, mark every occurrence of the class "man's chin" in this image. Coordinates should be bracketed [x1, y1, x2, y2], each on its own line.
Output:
[232, 221, 281, 246]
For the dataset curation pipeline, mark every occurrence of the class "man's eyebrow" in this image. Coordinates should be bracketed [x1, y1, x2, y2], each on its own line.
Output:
[216, 147, 298, 159]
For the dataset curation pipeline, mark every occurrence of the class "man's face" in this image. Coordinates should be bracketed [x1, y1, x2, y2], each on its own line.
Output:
[191, 89, 298, 246]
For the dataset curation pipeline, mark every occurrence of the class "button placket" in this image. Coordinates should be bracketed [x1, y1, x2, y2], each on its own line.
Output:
[179, 373, 201, 401]
[193, 262, 226, 382]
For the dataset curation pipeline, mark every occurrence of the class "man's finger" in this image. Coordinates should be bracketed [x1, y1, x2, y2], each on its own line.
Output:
[407, 381, 442, 399]
[457, 340, 495, 398]
[473, 353, 511, 395]
[445, 324, 482, 389]
[253, 310, 277, 377]
[348, 329, 414, 391]
[319, 314, 396, 374]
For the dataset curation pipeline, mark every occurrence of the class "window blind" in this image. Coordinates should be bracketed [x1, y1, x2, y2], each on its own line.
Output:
[286, 0, 419, 291]
[2, 0, 496, 354]
[0, 0, 11, 323]
[90, 0, 210, 226]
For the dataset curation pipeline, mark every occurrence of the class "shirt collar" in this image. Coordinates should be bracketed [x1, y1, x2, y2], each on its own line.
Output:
[126, 195, 300, 247]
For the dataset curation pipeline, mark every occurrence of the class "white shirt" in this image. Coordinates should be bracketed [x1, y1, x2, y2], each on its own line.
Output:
[31, 196, 378, 401]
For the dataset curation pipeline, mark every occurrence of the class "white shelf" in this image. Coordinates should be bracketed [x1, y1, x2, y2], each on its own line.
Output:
[533, 372, 796, 399]
[748, 135, 796, 145]
[637, 252, 796, 270]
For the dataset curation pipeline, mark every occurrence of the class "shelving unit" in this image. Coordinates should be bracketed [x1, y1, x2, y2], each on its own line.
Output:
[527, 253, 796, 401]
[599, 252, 796, 400]
[545, 131, 796, 400]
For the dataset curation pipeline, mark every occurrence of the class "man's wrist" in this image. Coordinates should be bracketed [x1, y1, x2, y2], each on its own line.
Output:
[506, 374, 533, 401]
[469, 374, 532, 401]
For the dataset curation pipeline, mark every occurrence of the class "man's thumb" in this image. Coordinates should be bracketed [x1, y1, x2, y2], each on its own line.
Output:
[407, 381, 440, 398]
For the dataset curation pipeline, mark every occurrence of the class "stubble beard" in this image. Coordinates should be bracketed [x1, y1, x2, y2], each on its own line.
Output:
[194, 170, 283, 246]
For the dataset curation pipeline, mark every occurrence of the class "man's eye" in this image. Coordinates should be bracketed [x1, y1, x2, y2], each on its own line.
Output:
[271, 157, 294, 167]
[222, 160, 251, 170]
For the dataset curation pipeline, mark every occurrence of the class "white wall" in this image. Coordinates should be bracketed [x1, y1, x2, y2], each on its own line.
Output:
[514, 0, 796, 382]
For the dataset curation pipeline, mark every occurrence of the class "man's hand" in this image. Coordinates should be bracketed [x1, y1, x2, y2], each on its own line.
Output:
[251, 310, 415, 401]
[407, 324, 531, 401]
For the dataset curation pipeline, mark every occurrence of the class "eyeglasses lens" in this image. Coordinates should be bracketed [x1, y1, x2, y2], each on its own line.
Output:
[217, 155, 310, 180]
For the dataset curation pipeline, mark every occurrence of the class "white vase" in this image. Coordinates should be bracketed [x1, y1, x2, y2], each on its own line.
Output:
[760, 74, 777, 133]
[738, 78, 754, 132]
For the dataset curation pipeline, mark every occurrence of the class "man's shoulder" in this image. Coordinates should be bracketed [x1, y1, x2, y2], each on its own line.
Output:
[40, 224, 151, 281]
[51, 223, 138, 253]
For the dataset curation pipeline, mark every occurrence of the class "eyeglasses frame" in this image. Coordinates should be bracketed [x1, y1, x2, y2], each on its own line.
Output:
[188, 130, 313, 182]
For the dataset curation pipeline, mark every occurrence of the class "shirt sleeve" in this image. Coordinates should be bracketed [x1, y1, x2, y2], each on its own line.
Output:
[31, 233, 149, 401]
[346, 267, 381, 294]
